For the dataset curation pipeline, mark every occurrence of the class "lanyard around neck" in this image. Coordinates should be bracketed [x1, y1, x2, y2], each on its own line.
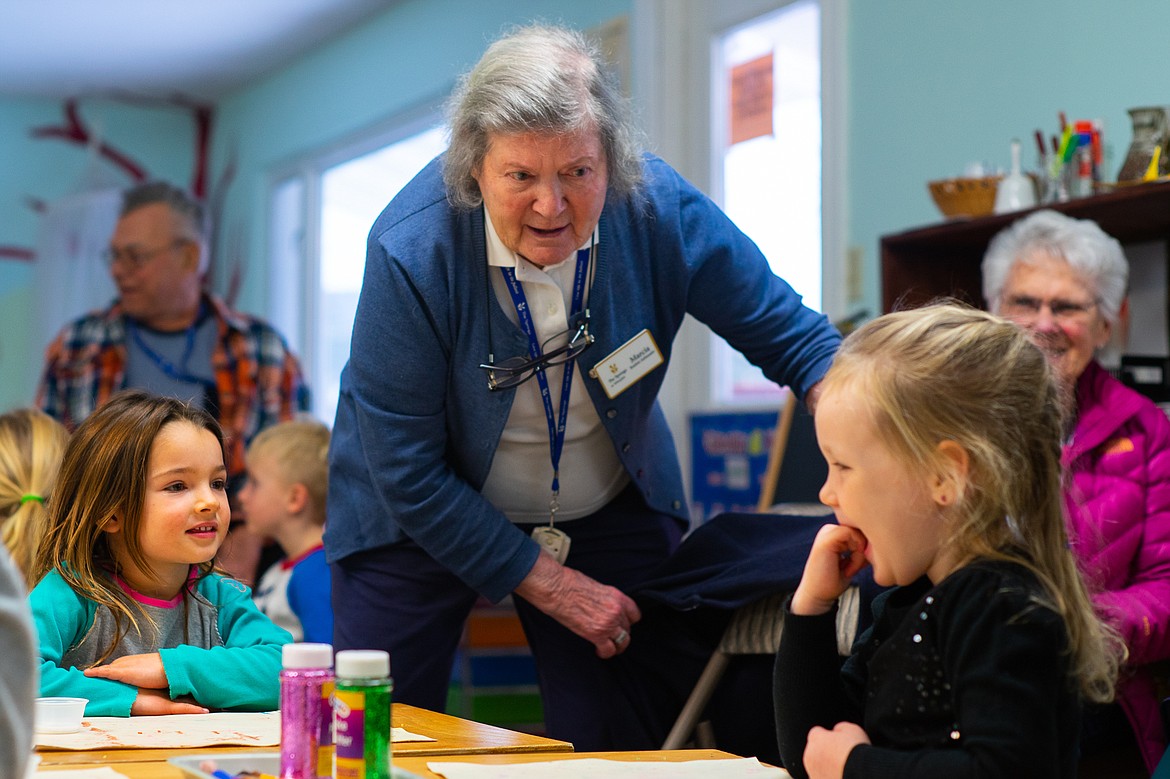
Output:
[500, 244, 592, 517]
[126, 301, 211, 387]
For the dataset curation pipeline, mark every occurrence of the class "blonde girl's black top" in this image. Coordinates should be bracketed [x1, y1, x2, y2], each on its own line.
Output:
[774, 560, 1080, 779]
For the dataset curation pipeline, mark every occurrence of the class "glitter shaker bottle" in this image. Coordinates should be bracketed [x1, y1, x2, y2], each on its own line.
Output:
[280, 642, 335, 779]
[333, 649, 392, 779]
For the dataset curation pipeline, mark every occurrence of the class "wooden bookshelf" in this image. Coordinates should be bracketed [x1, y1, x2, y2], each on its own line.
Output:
[880, 179, 1170, 314]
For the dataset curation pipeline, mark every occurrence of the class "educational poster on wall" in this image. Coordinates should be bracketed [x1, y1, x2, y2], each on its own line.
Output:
[689, 410, 776, 523]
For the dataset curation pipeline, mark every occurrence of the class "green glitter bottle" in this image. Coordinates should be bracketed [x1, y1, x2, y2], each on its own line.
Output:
[333, 649, 392, 779]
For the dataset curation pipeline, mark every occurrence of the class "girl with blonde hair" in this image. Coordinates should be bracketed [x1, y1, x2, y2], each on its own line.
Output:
[29, 390, 290, 716]
[0, 408, 67, 586]
[775, 303, 1123, 778]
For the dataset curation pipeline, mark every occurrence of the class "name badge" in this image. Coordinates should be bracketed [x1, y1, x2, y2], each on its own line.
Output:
[589, 329, 664, 399]
[532, 526, 571, 565]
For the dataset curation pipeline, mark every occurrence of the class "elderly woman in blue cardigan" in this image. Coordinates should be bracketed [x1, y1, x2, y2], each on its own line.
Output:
[325, 24, 841, 751]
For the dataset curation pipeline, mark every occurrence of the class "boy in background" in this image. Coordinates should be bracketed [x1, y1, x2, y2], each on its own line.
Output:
[239, 419, 332, 643]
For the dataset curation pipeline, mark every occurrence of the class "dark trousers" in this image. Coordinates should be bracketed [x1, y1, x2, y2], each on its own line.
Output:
[330, 484, 684, 751]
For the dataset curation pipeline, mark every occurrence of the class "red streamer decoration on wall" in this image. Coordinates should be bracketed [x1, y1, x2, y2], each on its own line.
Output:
[0, 247, 35, 262]
[30, 100, 148, 182]
[1, 96, 216, 264]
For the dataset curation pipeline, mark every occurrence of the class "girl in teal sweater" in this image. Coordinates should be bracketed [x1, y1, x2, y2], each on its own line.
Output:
[29, 390, 291, 716]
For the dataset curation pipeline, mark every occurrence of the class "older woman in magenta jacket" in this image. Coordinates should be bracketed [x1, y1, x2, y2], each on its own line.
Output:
[984, 209, 1170, 774]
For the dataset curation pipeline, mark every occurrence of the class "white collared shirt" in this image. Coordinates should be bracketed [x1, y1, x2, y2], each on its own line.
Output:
[479, 210, 628, 523]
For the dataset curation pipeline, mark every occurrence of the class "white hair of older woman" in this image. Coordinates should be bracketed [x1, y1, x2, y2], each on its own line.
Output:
[442, 23, 644, 210]
[982, 209, 1129, 328]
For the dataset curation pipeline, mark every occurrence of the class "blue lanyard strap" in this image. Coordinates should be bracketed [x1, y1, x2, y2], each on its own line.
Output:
[126, 301, 212, 387]
[500, 245, 592, 510]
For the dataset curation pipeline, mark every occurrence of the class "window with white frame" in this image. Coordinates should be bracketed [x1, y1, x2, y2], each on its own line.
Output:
[710, 0, 822, 405]
[268, 118, 447, 425]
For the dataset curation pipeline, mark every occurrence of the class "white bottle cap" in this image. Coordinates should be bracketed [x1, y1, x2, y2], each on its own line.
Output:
[282, 642, 334, 669]
[335, 649, 390, 679]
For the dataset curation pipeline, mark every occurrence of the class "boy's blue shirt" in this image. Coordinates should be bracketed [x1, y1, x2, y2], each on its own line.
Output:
[253, 545, 333, 644]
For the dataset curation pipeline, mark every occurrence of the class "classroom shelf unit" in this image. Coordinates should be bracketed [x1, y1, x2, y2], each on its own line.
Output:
[880, 179, 1170, 315]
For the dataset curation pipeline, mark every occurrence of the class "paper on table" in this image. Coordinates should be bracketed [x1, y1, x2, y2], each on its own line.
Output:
[35, 711, 435, 750]
[36, 711, 280, 750]
[426, 757, 790, 779]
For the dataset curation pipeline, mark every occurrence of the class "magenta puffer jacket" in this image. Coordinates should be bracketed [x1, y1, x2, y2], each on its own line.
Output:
[1064, 360, 1170, 772]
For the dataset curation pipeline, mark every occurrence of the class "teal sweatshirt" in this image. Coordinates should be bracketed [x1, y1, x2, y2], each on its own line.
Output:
[30, 569, 291, 716]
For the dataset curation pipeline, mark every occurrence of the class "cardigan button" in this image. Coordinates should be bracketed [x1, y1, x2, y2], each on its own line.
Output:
[606, 409, 618, 419]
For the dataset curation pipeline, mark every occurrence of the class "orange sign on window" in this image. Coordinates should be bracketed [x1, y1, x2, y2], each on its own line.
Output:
[729, 53, 774, 146]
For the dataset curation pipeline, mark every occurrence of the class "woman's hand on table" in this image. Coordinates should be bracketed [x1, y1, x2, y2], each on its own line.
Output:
[84, 652, 168, 688]
[130, 689, 209, 716]
[515, 551, 641, 659]
[803, 721, 869, 779]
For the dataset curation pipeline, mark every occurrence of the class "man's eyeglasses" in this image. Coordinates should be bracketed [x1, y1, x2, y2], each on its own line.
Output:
[102, 238, 188, 270]
[480, 311, 595, 391]
[1000, 294, 1097, 324]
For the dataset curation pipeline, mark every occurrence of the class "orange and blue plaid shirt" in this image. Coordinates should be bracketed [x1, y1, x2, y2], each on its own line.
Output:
[37, 293, 309, 481]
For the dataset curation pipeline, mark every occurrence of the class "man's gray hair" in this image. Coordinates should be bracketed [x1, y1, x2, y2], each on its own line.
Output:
[121, 181, 210, 274]
[443, 23, 644, 210]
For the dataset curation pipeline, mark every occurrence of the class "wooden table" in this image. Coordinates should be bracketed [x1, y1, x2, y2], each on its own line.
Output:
[396, 749, 792, 777]
[37, 762, 168, 777]
[37, 703, 572, 770]
[36, 749, 790, 778]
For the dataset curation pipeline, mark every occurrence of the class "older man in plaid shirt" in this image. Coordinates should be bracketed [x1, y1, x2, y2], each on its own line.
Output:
[37, 181, 309, 580]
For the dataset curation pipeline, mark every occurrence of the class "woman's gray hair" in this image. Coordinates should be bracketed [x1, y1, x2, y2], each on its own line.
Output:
[443, 23, 644, 209]
[982, 209, 1129, 327]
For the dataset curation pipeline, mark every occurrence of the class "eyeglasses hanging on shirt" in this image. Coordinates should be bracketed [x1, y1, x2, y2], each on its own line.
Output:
[479, 241, 595, 564]
[479, 240, 597, 391]
[480, 311, 594, 390]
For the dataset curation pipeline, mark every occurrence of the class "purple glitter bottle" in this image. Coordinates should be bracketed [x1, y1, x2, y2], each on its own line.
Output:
[280, 642, 335, 779]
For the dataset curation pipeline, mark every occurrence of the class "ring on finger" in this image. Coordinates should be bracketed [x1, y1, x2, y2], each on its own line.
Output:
[612, 628, 629, 646]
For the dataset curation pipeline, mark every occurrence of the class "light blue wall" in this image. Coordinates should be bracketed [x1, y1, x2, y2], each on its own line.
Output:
[846, 0, 1170, 316]
[0, 99, 196, 408]
[3, 0, 1169, 409]
[214, 0, 631, 314]
[0, 0, 626, 411]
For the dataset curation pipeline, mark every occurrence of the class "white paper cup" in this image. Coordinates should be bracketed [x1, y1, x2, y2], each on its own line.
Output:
[34, 697, 88, 733]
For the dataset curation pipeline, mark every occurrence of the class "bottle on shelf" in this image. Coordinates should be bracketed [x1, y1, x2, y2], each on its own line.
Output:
[994, 138, 1038, 213]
